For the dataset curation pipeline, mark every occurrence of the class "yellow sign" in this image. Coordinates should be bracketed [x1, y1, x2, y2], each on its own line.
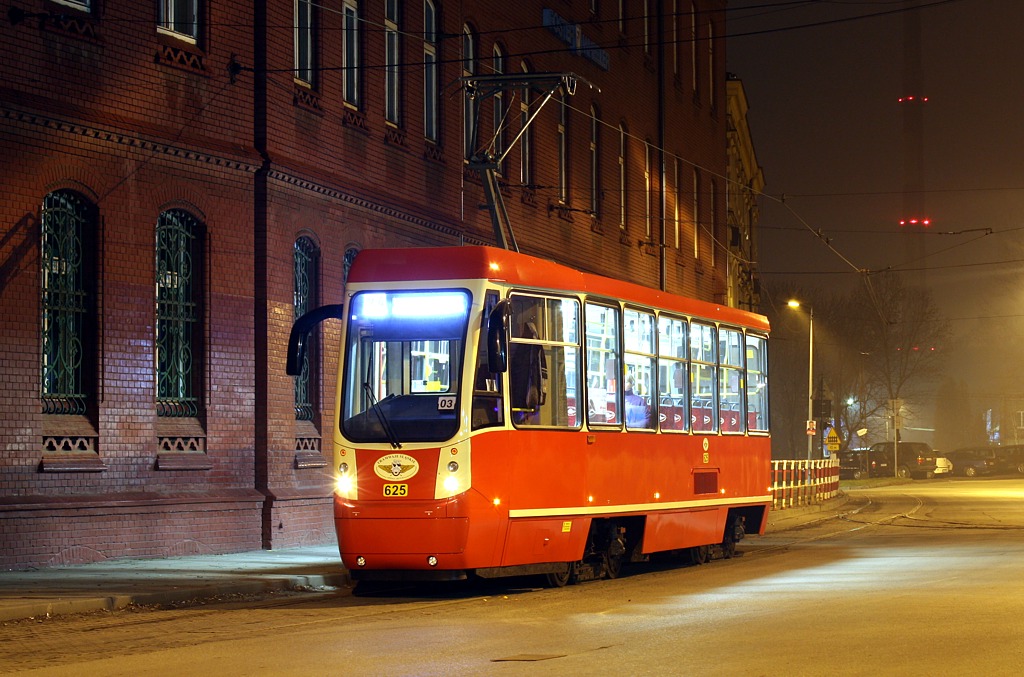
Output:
[825, 428, 841, 452]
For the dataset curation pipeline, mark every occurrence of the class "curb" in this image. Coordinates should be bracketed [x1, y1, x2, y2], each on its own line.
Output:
[0, 572, 351, 624]
[767, 493, 850, 530]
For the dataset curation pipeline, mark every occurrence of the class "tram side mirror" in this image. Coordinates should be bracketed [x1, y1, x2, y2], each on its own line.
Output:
[487, 300, 510, 373]
[286, 304, 346, 376]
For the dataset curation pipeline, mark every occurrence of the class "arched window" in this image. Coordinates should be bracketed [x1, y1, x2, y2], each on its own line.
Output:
[343, 246, 359, 285]
[385, 0, 401, 124]
[423, 0, 438, 141]
[618, 123, 627, 230]
[693, 168, 701, 259]
[644, 140, 652, 239]
[155, 209, 203, 418]
[158, 0, 199, 43]
[343, 0, 360, 107]
[708, 19, 715, 109]
[295, 0, 316, 86]
[557, 92, 568, 204]
[40, 189, 96, 416]
[691, 3, 698, 97]
[520, 62, 532, 187]
[589, 105, 600, 218]
[674, 157, 681, 249]
[492, 45, 505, 174]
[293, 237, 319, 421]
[710, 178, 718, 267]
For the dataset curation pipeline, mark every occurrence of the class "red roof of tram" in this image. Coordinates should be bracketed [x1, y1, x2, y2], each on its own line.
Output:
[347, 246, 770, 333]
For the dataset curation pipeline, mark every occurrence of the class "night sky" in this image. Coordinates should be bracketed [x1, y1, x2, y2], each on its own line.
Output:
[726, 0, 1024, 417]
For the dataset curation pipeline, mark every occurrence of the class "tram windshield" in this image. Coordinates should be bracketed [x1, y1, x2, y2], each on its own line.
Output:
[341, 289, 470, 444]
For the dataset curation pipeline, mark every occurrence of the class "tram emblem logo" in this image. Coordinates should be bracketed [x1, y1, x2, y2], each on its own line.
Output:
[374, 453, 420, 481]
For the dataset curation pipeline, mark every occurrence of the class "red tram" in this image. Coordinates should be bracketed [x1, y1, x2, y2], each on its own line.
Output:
[288, 246, 771, 585]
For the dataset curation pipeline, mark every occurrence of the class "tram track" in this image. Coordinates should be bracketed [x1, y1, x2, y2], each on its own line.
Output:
[752, 493, 1024, 562]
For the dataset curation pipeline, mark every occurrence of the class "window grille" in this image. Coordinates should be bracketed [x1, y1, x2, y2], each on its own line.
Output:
[293, 237, 319, 420]
[156, 209, 201, 417]
[40, 190, 94, 415]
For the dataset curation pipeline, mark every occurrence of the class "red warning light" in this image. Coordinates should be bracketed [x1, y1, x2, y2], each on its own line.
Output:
[899, 218, 932, 227]
[898, 95, 929, 103]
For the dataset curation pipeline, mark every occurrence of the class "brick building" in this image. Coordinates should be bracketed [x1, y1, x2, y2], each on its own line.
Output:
[0, 0, 740, 569]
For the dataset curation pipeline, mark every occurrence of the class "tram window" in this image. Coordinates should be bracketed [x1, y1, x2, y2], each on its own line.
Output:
[624, 308, 656, 429]
[658, 315, 688, 432]
[411, 340, 451, 391]
[341, 289, 469, 444]
[719, 327, 744, 433]
[690, 322, 717, 433]
[509, 293, 581, 428]
[746, 334, 769, 432]
[473, 291, 504, 430]
[585, 302, 621, 426]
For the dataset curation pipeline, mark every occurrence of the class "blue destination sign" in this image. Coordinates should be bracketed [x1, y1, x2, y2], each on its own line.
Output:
[542, 9, 610, 71]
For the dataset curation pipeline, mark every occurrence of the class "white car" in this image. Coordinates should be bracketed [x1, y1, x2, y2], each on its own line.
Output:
[933, 456, 953, 476]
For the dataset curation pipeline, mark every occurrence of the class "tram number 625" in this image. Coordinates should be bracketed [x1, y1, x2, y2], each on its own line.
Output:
[383, 484, 408, 497]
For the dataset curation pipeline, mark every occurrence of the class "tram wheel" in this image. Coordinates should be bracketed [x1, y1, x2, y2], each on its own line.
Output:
[544, 563, 573, 588]
[604, 554, 623, 580]
[691, 545, 709, 565]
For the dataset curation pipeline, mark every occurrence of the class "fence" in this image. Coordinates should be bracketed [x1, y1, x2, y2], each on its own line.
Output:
[770, 457, 840, 509]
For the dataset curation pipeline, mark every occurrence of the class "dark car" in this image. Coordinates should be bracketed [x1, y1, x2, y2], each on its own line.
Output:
[991, 445, 1024, 474]
[944, 448, 997, 477]
[839, 448, 872, 479]
[866, 441, 944, 479]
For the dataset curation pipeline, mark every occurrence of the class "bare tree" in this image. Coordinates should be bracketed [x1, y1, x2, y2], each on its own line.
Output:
[763, 272, 949, 456]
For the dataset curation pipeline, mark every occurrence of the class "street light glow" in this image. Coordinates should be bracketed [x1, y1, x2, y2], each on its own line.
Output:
[788, 299, 814, 461]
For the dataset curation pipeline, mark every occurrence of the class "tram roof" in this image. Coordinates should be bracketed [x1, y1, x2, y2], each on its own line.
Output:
[348, 246, 770, 332]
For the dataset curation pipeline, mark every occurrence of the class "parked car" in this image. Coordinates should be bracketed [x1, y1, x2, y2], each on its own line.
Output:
[839, 448, 872, 479]
[867, 441, 944, 479]
[944, 448, 997, 477]
[991, 445, 1024, 474]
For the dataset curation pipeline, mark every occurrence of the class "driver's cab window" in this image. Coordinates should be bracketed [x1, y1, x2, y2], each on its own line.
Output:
[341, 289, 469, 444]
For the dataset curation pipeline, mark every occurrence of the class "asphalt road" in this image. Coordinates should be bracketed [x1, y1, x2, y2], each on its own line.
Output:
[5, 478, 1024, 676]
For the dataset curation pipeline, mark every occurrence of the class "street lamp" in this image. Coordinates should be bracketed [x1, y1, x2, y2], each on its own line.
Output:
[787, 300, 813, 460]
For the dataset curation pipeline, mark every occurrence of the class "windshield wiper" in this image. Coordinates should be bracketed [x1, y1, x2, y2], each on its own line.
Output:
[363, 382, 402, 449]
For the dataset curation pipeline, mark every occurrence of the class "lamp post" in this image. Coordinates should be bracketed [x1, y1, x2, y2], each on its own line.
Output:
[788, 300, 814, 460]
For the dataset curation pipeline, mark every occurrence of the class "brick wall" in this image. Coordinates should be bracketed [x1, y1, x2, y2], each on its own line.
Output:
[1, 0, 732, 569]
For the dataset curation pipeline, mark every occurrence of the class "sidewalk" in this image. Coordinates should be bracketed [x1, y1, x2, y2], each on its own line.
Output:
[0, 495, 850, 624]
[0, 544, 350, 623]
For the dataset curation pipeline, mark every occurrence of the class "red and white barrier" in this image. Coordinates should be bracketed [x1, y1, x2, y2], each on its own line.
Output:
[770, 457, 839, 509]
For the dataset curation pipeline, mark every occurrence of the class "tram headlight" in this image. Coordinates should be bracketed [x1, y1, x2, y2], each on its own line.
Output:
[435, 442, 471, 499]
[336, 461, 356, 497]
